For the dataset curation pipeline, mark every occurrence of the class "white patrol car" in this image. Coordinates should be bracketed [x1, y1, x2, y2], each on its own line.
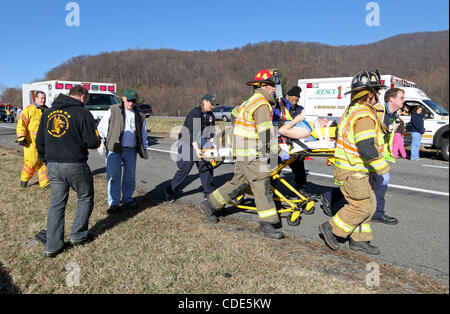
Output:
[298, 75, 449, 161]
[22, 80, 119, 124]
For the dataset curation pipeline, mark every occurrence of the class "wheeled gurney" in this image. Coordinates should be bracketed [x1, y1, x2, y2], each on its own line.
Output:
[200, 124, 336, 226]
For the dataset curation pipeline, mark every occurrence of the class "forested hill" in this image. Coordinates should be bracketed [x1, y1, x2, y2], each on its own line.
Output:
[3, 30, 448, 115]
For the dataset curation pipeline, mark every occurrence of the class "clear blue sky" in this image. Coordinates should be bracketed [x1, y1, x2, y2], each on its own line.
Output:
[0, 0, 448, 93]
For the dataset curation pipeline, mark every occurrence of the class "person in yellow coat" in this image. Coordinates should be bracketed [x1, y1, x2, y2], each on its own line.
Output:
[318, 70, 389, 255]
[16, 91, 49, 188]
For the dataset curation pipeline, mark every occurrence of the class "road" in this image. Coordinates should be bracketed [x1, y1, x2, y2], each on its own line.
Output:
[1, 122, 448, 282]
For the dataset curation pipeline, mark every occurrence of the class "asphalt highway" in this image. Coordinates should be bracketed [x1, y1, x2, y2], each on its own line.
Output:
[1, 123, 448, 282]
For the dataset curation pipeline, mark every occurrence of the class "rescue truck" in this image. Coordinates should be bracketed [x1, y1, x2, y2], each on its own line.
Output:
[22, 80, 119, 124]
[298, 75, 449, 161]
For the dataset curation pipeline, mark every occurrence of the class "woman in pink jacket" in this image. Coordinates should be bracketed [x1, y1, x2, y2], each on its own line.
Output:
[392, 109, 408, 159]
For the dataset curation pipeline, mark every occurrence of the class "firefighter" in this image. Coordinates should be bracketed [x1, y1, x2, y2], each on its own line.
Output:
[16, 91, 49, 188]
[199, 69, 284, 239]
[318, 70, 389, 255]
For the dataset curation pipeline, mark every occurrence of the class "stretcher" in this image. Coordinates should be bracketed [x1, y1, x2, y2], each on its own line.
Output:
[200, 136, 335, 226]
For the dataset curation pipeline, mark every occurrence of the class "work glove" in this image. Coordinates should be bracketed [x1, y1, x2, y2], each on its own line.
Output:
[381, 172, 390, 186]
[18, 138, 27, 147]
[143, 149, 149, 160]
[280, 150, 290, 161]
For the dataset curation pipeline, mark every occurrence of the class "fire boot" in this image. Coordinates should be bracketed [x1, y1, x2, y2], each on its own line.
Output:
[199, 200, 219, 224]
[260, 222, 285, 239]
[319, 221, 340, 250]
[349, 238, 380, 255]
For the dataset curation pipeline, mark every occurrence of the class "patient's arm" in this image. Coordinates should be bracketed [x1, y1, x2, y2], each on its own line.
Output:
[278, 125, 311, 139]
[278, 113, 311, 139]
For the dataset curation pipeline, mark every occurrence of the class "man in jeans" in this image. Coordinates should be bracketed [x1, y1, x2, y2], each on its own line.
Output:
[97, 89, 148, 214]
[36, 85, 100, 258]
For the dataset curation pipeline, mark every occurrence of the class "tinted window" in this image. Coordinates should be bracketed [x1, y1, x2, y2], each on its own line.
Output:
[86, 94, 120, 111]
[423, 100, 449, 116]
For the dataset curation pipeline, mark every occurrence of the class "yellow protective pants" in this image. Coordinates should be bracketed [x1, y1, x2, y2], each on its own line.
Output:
[21, 141, 49, 188]
[330, 171, 376, 242]
[208, 159, 279, 224]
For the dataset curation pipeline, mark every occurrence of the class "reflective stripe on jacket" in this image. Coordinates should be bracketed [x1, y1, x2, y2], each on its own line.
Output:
[233, 93, 273, 139]
[373, 103, 396, 163]
[232, 92, 276, 158]
[334, 102, 389, 174]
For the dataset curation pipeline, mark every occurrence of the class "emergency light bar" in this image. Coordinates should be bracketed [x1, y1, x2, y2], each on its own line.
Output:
[54, 82, 115, 92]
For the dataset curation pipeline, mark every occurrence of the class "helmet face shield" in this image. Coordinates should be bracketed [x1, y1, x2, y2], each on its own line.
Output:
[270, 71, 281, 85]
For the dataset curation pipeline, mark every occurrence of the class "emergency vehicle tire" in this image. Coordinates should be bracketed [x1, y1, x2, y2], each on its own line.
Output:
[441, 139, 449, 161]
[286, 213, 301, 226]
[222, 115, 229, 122]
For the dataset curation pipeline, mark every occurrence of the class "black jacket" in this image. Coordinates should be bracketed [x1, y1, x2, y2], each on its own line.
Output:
[178, 107, 215, 147]
[36, 94, 100, 163]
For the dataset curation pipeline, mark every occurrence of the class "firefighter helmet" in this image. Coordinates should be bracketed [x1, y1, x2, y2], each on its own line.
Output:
[346, 69, 387, 95]
[247, 69, 281, 86]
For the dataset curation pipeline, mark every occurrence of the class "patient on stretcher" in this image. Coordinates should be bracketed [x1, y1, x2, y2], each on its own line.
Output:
[278, 112, 337, 153]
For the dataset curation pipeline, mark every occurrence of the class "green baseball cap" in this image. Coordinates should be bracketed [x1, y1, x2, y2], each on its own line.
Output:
[123, 89, 138, 101]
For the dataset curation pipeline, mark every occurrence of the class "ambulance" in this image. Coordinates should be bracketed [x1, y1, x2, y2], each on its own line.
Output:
[22, 80, 119, 123]
[298, 75, 449, 161]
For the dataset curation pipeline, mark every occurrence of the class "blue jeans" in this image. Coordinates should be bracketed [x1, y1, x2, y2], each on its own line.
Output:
[410, 132, 422, 160]
[45, 162, 94, 253]
[170, 144, 214, 198]
[370, 173, 389, 219]
[106, 148, 137, 206]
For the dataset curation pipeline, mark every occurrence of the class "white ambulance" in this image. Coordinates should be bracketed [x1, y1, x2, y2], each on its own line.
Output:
[298, 75, 449, 161]
[22, 80, 120, 123]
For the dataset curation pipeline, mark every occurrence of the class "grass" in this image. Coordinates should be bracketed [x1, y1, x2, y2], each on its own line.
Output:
[0, 145, 448, 294]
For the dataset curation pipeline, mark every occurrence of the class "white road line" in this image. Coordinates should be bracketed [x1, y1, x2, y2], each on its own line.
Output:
[148, 147, 178, 154]
[422, 165, 449, 169]
[387, 184, 449, 197]
[0, 124, 17, 129]
[149, 147, 449, 197]
[283, 169, 449, 197]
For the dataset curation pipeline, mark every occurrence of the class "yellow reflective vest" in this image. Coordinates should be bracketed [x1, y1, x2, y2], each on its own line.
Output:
[373, 103, 396, 163]
[233, 93, 273, 139]
[334, 102, 389, 174]
[232, 92, 276, 157]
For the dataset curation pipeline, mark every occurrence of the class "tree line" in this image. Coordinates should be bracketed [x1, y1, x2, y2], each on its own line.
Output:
[2, 30, 448, 115]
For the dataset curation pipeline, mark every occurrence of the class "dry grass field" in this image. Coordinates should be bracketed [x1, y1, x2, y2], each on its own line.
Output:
[0, 146, 447, 294]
